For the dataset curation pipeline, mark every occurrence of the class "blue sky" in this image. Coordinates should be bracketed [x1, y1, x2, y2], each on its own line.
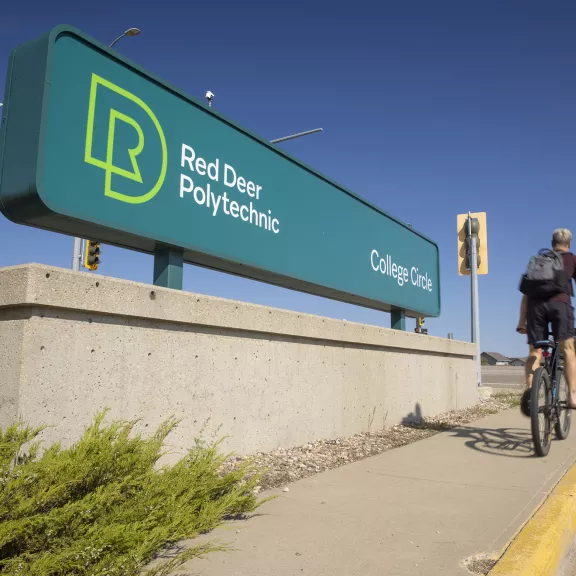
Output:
[1, 0, 575, 357]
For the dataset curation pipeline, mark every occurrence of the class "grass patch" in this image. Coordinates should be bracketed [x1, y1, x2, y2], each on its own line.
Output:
[492, 391, 522, 408]
[0, 412, 262, 575]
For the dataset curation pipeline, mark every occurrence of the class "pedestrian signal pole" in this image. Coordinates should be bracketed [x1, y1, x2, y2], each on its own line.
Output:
[457, 212, 488, 387]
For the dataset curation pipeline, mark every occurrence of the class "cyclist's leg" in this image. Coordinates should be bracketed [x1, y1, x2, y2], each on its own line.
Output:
[521, 300, 547, 416]
[525, 346, 543, 389]
[550, 301, 576, 407]
[559, 339, 576, 407]
[526, 299, 547, 388]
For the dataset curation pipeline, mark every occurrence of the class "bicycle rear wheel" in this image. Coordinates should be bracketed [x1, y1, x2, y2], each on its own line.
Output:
[531, 367, 552, 457]
[555, 368, 571, 440]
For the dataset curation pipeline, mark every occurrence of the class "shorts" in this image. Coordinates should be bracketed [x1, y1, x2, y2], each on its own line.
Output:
[526, 299, 575, 345]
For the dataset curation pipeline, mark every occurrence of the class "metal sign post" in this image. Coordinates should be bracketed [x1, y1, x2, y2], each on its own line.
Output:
[71, 237, 83, 271]
[468, 212, 481, 386]
[458, 212, 487, 387]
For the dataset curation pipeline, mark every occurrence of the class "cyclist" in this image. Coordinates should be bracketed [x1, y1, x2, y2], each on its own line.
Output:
[517, 228, 576, 414]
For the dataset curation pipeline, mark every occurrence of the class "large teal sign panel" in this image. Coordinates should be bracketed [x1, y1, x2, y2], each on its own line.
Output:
[0, 26, 440, 317]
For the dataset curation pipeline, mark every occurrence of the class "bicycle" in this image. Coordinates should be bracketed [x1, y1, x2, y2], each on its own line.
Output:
[530, 335, 572, 456]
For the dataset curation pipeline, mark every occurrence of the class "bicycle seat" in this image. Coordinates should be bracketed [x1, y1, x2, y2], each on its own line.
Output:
[534, 339, 554, 350]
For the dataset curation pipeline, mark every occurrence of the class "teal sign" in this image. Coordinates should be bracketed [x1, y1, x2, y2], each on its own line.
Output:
[0, 26, 440, 317]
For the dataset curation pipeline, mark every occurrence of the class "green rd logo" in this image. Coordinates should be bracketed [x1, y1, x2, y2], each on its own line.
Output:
[84, 74, 168, 204]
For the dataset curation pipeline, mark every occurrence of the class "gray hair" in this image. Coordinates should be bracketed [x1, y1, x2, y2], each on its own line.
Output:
[552, 228, 572, 247]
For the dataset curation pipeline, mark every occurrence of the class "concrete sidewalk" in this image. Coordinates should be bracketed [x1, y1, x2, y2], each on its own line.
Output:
[177, 409, 576, 576]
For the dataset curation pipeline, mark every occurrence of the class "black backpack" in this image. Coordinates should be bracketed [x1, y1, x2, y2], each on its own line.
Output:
[520, 249, 570, 299]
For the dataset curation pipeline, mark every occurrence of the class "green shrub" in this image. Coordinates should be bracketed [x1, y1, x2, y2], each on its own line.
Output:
[0, 412, 262, 575]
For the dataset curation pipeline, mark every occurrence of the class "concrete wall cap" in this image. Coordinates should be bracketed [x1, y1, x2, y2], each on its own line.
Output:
[0, 264, 474, 357]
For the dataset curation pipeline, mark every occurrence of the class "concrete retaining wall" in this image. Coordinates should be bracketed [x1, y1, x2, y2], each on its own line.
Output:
[0, 264, 478, 455]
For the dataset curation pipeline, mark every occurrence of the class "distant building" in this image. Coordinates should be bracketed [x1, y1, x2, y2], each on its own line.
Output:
[509, 358, 526, 367]
[481, 352, 511, 366]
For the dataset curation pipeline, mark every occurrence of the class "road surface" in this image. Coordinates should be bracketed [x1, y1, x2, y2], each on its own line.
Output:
[481, 366, 524, 388]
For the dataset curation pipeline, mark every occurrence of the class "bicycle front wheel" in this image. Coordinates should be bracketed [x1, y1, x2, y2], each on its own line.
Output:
[531, 367, 552, 457]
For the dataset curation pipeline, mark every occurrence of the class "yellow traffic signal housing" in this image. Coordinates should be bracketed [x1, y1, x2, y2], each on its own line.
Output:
[84, 240, 101, 271]
[415, 317, 427, 334]
[457, 212, 488, 276]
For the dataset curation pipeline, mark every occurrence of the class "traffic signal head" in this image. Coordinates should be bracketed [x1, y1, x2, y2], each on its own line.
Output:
[464, 219, 482, 270]
[84, 240, 101, 271]
[457, 212, 488, 276]
[414, 317, 428, 334]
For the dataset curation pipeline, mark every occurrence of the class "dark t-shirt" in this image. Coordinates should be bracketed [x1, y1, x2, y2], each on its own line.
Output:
[552, 252, 576, 303]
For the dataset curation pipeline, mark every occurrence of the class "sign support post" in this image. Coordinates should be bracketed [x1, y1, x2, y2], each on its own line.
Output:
[153, 246, 183, 290]
[391, 308, 406, 331]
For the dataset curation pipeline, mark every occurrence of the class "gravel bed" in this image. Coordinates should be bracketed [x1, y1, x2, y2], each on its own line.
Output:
[462, 554, 497, 575]
[223, 392, 522, 492]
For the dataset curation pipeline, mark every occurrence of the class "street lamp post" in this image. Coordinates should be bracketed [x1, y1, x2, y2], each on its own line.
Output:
[270, 128, 323, 144]
[71, 28, 141, 271]
[201, 90, 321, 145]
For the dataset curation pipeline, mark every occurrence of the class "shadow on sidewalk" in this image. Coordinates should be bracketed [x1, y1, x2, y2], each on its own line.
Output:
[447, 426, 534, 458]
[402, 403, 534, 457]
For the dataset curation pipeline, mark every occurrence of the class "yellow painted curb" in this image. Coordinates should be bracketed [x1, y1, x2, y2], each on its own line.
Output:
[489, 462, 576, 576]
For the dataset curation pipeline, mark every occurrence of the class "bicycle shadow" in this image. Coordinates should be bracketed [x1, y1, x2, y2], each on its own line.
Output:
[401, 402, 535, 457]
[446, 425, 534, 458]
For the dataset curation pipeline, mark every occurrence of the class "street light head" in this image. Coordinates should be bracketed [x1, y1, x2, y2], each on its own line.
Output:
[109, 28, 140, 49]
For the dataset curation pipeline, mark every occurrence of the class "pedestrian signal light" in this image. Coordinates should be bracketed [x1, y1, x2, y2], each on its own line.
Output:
[415, 317, 427, 334]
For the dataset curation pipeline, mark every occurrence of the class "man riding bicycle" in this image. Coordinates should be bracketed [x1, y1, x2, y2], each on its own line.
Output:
[517, 228, 576, 412]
